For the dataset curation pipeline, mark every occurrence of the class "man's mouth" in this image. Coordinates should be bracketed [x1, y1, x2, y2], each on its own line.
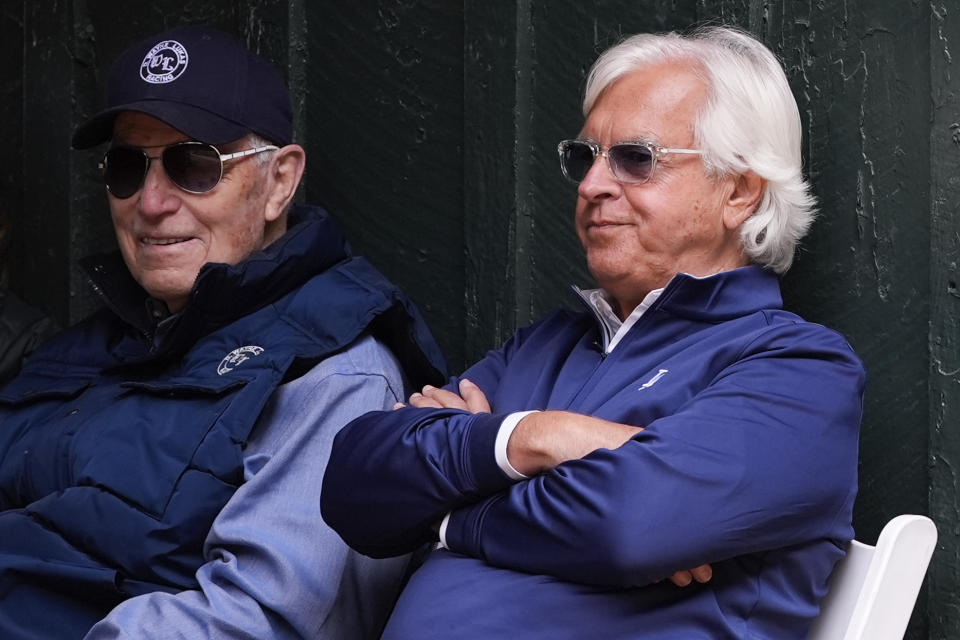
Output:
[141, 237, 192, 246]
[588, 220, 630, 228]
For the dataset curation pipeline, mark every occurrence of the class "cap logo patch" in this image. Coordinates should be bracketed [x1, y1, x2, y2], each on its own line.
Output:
[140, 39, 189, 84]
[218, 345, 264, 375]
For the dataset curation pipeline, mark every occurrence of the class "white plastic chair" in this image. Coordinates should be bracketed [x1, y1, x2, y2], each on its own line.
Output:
[807, 514, 937, 640]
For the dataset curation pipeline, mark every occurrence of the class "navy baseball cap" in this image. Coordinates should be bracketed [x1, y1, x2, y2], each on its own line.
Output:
[72, 25, 292, 149]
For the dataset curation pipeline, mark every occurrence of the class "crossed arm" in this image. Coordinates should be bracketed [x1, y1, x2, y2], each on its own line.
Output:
[399, 379, 712, 587]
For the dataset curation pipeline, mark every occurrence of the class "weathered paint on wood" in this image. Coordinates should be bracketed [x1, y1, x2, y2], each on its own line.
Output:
[929, 2, 960, 638]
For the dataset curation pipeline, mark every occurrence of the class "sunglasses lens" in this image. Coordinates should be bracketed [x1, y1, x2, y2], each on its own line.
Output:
[163, 144, 223, 194]
[103, 147, 149, 199]
[608, 144, 654, 183]
[558, 141, 597, 183]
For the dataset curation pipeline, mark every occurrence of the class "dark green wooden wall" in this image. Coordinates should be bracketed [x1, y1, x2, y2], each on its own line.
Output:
[1, 1, 956, 637]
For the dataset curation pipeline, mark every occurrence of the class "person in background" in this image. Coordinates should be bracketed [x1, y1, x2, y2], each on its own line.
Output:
[321, 25, 864, 640]
[0, 25, 444, 640]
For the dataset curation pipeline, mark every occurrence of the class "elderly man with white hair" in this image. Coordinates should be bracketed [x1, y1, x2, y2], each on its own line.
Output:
[322, 26, 865, 639]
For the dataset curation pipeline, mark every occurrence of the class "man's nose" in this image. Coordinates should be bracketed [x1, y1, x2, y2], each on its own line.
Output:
[577, 153, 621, 201]
[137, 157, 181, 215]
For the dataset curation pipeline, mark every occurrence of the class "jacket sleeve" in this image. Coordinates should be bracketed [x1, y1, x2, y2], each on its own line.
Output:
[442, 324, 865, 587]
[322, 407, 517, 558]
[85, 337, 412, 640]
[321, 331, 523, 558]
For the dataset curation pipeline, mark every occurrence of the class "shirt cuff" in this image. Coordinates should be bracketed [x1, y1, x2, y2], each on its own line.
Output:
[495, 411, 538, 480]
[438, 512, 452, 549]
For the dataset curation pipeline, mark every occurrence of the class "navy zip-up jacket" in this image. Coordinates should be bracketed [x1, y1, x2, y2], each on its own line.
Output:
[322, 266, 865, 639]
[0, 205, 445, 638]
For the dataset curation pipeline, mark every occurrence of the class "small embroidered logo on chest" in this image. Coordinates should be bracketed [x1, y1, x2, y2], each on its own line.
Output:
[218, 345, 265, 375]
[639, 368, 669, 390]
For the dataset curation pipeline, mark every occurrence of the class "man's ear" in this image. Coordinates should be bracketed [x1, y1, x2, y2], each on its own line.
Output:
[264, 144, 306, 223]
[722, 170, 765, 230]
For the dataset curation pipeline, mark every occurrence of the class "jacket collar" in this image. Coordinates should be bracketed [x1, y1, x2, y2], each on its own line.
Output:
[649, 266, 783, 321]
[576, 266, 783, 326]
[80, 204, 350, 357]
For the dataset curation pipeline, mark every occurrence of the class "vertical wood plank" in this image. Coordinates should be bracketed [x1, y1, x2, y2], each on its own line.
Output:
[286, 0, 307, 148]
[462, 0, 526, 364]
[929, 3, 960, 637]
[303, 1, 466, 369]
[0, 1, 24, 288]
[15, 0, 77, 324]
[69, 0, 114, 324]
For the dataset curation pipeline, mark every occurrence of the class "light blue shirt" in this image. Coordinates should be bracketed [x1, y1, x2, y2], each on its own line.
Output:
[84, 334, 410, 639]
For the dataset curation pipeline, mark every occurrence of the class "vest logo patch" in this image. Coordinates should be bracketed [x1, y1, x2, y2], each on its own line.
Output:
[639, 368, 669, 390]
[218, 345, 264, 375]
[140, 39, 189, 84]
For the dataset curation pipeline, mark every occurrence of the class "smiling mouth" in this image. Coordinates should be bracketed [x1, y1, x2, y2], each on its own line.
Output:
[588, 221, 630, 229]
[141, 237, 193, 246]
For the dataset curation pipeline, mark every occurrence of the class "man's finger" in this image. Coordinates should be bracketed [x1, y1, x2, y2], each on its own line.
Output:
[668, 570, 693, 587]
[458, 379, 491, 413]
[667, 563, 712, 587]
[419, 385, 469, 410]
[408, 392, 443, 409]
[689, 564, 713, 583]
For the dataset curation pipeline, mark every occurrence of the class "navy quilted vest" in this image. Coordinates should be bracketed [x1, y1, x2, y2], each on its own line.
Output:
[0, 206, 444, 637]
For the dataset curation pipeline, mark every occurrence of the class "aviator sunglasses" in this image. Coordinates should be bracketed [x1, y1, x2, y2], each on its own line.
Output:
[557, 139, 702, 184]
[100, 141, 278, 199]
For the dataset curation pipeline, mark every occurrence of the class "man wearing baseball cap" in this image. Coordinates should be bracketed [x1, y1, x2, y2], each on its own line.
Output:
[0, 25, 445, 639]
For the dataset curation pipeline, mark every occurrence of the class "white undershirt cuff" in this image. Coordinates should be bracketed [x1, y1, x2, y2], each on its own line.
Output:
[438, 512, 452, 549]
[495, 410, 538, 480]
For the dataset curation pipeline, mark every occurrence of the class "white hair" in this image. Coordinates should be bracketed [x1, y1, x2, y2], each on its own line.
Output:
[246, 132, 278, 168]
[243, 132, 292, 229]
[583, 26, 816, 273]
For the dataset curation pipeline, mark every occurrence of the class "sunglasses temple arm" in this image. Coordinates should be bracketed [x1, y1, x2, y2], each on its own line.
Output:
[658, 148, 702, 156]
[219, 145, 279, 162]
